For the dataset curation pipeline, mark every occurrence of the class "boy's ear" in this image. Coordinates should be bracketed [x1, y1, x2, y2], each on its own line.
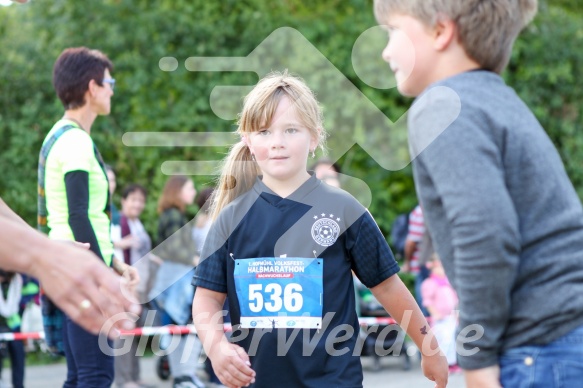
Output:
[433, 16, 457, 51]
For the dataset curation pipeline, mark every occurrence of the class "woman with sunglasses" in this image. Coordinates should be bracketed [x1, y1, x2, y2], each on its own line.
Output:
[40, 47, 135, 387]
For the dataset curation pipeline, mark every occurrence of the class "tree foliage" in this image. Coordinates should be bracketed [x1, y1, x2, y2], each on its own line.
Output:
[0, 0, 581, 242]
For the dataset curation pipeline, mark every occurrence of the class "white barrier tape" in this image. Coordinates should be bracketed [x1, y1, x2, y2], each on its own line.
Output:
[0, 317, 401, 342]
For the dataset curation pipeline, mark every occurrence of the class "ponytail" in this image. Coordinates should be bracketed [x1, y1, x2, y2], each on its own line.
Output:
[209, 141, 261, 220]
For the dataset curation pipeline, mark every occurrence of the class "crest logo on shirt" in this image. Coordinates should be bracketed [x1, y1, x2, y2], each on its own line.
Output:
[311, 214, 341, 247]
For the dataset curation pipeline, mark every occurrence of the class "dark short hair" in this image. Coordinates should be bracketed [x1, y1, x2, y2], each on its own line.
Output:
[121, 184, 147, 200]
[310, 157, 341, 174]
[53, 47, 113, 110]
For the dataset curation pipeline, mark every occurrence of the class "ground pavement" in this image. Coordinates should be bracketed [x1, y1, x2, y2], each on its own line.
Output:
[1, 353, 465, 387]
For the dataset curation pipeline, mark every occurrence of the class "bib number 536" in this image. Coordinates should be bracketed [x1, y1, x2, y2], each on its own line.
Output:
[248, 283, 303, 313]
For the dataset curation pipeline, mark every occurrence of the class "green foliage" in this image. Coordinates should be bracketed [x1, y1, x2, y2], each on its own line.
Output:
[1, 0, 582, 244]
[507, 5, 583, 199]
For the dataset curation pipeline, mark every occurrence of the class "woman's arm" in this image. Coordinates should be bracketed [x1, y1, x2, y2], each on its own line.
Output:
[64, 171, 104, 260]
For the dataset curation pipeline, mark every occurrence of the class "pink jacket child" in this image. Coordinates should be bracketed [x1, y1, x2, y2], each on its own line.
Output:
[421, 255, 459, 370]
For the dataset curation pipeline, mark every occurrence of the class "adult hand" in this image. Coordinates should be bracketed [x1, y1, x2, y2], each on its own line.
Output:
[210, 342, 256, 388]
[121, 264, 140, 295]
[114, 235, 138, 250]
[72, 241, 90, 249]
[464, 365, 502, 388]
[31, 241, 141, 336]
[54, 240, 90, 251]
[148, 254, 163, 265]
[111, 257, 140, 300]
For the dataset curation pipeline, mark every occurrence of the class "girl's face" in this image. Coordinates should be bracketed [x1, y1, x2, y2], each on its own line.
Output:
[247, 96, 318, 186]
[180, 179, 197, 206]
[121, 190, 146, 220]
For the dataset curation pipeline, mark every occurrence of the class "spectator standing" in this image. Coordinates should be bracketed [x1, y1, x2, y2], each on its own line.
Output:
[150, 176, 204, 388]
[40, 47, 136, 387]
[0, 270, 25, 388]
[114, 184, 159, 388]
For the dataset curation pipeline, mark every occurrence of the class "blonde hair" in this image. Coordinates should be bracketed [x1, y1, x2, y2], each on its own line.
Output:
[210, 71, 327, 220]
[374, 0, 538, 74]
[429, 252, 441, 263]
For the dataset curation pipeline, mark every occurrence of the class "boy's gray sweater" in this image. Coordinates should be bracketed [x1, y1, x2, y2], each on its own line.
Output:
[409, 70, 583, 370]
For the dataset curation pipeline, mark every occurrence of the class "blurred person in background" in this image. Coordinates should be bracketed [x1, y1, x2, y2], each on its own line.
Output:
[150, 176, 204, 388]
[114, 184, 160, 388]
[0, 270, 25, 388]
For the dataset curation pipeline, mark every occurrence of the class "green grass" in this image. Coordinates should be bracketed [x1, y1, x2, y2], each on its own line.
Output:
[24, 349, 65, 366]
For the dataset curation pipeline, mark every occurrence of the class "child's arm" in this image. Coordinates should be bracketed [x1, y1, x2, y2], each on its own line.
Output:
[371, 274, 449, 388]
[192, 287, 255, 388]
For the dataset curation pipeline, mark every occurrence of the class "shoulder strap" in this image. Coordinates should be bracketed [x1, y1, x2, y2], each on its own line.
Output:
[37, 125, 76, 234]
[92, 143, 111, 219]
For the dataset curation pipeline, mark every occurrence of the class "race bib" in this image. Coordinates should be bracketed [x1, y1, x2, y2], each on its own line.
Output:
[234, 257, 323, 329]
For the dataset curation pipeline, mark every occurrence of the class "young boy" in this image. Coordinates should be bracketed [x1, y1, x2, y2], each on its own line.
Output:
[374, 0, 583, 387]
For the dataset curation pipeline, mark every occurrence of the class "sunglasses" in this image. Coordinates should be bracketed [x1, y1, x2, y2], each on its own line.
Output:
[102, 78, 116, 91]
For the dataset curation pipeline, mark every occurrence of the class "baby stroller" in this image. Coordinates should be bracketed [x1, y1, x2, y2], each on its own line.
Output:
[355, 278, 411, 372]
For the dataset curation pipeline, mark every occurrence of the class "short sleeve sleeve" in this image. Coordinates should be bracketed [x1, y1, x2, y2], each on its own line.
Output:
[57, 130, 94, 174]
[192, 215, 229, 293]
[348, 211, 400, 288]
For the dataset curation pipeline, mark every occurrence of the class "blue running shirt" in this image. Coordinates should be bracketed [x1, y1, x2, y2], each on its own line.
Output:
[194, 175, 399, 388]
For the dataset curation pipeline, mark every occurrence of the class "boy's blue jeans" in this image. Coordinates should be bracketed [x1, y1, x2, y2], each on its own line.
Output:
[499, 324, 583, 387]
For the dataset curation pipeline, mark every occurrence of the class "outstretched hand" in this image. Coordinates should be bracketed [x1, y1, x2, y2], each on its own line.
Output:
[33, 241, 141, 336]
